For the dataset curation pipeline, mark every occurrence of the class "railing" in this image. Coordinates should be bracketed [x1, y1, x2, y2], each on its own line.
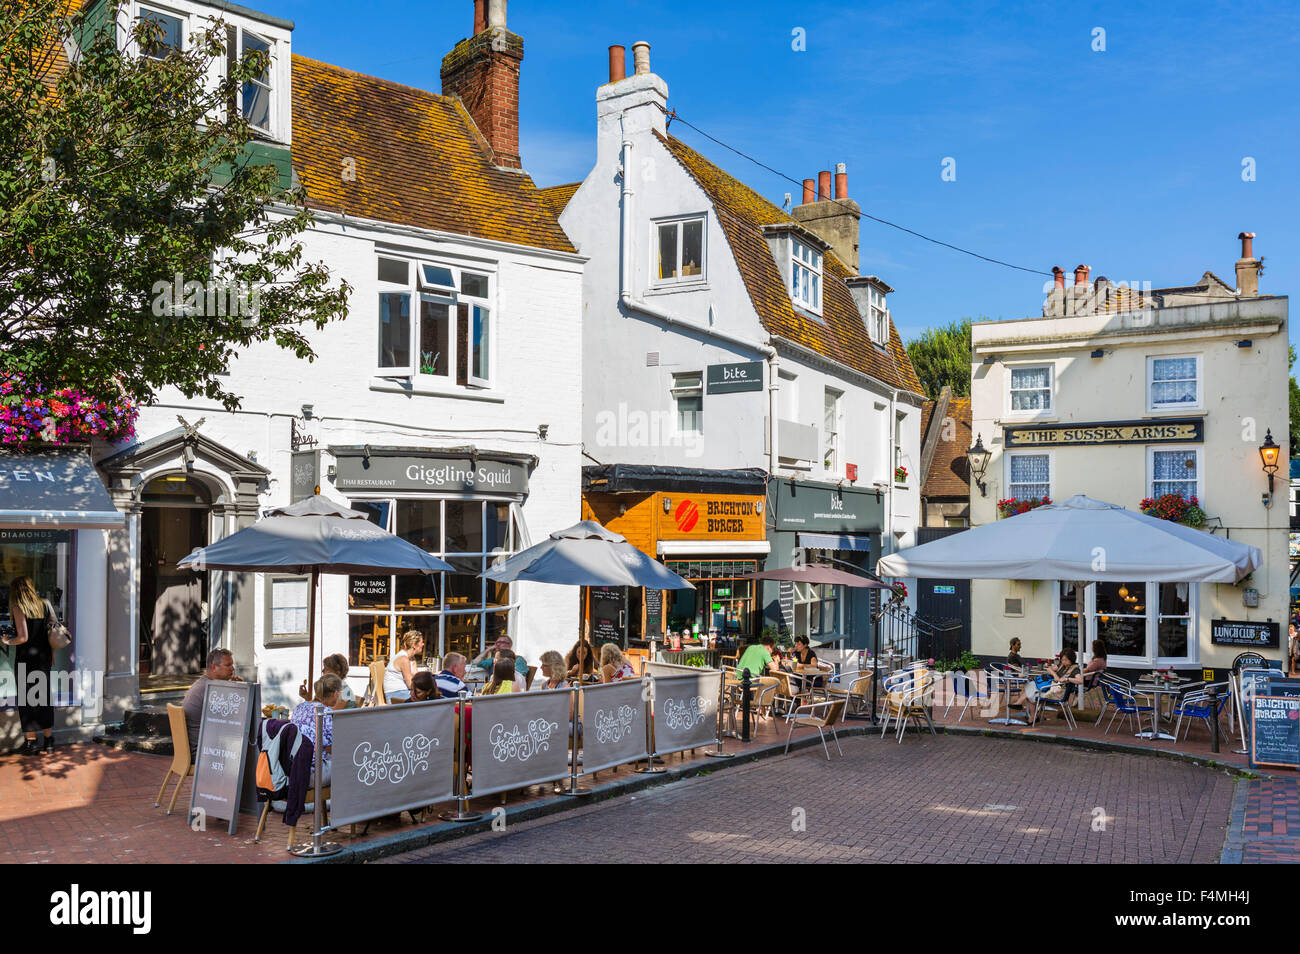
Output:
[876, 601, 962, 666]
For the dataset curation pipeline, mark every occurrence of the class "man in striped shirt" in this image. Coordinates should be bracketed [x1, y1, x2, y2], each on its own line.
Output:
[435, 653, 469, 698]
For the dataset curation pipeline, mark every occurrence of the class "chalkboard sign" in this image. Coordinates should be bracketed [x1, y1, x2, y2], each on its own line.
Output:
[1212, 618, 1280, 649]
[350, 575, 391, 608]
[189, 680, 258, 835]
[1250, 695, 1300, 769]
[643, 589, 663, 641]
[590, 586, 625, 648]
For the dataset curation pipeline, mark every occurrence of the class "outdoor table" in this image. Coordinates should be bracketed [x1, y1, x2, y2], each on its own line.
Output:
[1134, 679, 1204, 740]
[989, 671, 1031, 726]
[783, 668, 829, 705]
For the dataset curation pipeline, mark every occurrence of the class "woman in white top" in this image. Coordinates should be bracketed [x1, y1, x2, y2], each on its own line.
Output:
[533, 651, 570, 691]
[599, 643, 636, 683]
[384, 630, 424, 702]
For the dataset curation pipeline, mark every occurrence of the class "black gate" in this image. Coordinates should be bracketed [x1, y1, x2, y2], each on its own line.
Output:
[914, 527, 971, 659]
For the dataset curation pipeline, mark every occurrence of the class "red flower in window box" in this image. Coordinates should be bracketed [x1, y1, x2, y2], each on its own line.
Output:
[996, 496, 1051, 519]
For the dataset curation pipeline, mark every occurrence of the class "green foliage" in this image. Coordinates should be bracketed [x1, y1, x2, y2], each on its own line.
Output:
[934, 650, 979, 672]
[0, 0, 350, 409]
[1289, 346, 1299, 457]
[905, 317, 974, 400]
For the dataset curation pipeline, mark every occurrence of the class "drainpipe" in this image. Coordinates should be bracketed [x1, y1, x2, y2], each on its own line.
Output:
[616, 116, 779, 477]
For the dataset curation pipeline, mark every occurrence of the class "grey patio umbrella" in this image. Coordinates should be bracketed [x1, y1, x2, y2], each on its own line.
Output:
[178, 495, 454, 693]
[482, 520, 693, 589]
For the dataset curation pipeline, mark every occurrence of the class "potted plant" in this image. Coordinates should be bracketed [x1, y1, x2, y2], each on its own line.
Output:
[1138, 492, 1205, 528]
[894, 465, 908, 484]
[997, 496, 1051, 519]
[0, 374, 137, 446]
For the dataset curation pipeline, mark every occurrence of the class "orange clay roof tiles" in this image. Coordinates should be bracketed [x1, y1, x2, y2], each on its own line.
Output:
[291, 55, 574, 254]
[536, 182, 580, 219]
[920, 396, 972, 498]
[655, 133, 923, 395]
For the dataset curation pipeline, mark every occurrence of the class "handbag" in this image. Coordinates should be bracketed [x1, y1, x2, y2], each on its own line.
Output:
[44, 599, 71, 650]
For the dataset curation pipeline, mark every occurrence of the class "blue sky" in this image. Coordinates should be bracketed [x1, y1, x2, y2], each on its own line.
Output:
[282, 0, 1300, 345]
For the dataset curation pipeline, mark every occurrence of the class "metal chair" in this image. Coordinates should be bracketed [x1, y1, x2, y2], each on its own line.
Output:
[824, 669, 874, 722]
[1171, 682, 1233, 741]
[783, 699, 846, 759]
[945, 670, 993, 722]
[880, 668, 936, 742]
[1099, 682, 1153, 734]
[1026, 680, 1077, 730]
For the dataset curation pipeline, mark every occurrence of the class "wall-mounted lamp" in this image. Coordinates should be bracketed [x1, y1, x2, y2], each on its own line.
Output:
[1259, 428, 1281, 503]
[1090, 349, 1104, 359]
[981, 356, 996, 366]
[662, 496, 672, 514]
[301, 404, 314, 420]
[1236, 340, 1253, 349]
[967, 433, 991, 497]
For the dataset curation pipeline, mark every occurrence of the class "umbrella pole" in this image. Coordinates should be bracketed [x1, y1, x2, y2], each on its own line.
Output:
[306, 568, 319, 701]
[1074, 582, 1088, 712]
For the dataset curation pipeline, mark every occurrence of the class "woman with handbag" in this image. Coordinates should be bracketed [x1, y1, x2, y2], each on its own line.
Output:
[1, 576, 69, 756]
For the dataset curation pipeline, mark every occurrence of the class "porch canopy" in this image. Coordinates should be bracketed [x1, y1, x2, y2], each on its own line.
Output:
[483, 520, 693, 589]
[875, 495, 1260, 585]
[178, 495, 454, 692]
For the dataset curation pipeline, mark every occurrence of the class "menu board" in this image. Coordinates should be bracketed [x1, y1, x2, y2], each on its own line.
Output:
[350, 576, 391, 607]
[1240, 671, 1300, 751]
[189, 680, 258, 836]
[643, 589, 663, 641]
[590, 586, 624, 647]
[1250, 696, 1300, 769]
[1211, 619, 1280, 648]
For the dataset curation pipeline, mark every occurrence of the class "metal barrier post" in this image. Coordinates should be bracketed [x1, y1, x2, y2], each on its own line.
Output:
[740, 669, 752, 742]
[289, 703, 342, 857]
[1209, 684, 1220, 754]
[1231, 673, 1249, 755]
[440, 691, 482, 822]
[560, 685, 590, 796]
[635, 676, 665, 774]
[705, 669, 733, 759]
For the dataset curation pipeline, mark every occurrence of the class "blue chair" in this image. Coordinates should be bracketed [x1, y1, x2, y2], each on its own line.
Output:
[1171, 682, 1232, 741]
[944, 670, 993, 722]
[1100, 682, 1153, 735]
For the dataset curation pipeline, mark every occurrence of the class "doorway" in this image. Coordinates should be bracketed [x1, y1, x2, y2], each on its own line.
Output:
[140, 475, 211, 678]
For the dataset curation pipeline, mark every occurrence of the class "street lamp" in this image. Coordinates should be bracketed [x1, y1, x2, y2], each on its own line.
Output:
[967, 433, 992, 497]
[1259, 428, 1281, 499]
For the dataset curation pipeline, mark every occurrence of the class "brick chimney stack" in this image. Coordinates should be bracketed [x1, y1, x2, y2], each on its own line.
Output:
[792, 162, 861, 272]
[1074, 264, 1090, 286]
[441, 0, 523, 169]
[1052, 266, 1065, 289]
[1236, 231, 1260, 297]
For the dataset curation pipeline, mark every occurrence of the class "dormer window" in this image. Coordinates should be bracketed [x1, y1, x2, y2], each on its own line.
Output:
[224, 24, 274, 134]
[791, 239, 822, 314]
[867, 286, 888, 344]
[138, 5, 184, 58]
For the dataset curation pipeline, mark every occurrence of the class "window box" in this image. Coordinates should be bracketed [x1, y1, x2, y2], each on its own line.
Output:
[893, 465, 908, 485]
[1139, 492, 1206, 528]
[997, 496, 1051, 519]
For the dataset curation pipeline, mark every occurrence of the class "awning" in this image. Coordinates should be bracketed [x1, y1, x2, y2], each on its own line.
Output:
[657, 539, 771, 556]
[0, 447, 124, 530]
[798, 532, 872, 551]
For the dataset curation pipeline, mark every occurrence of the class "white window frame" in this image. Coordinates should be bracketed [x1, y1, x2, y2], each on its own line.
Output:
[1147, 354, 1203, 412]
[375, 254, 496, 388]
[1053, 581, 1198, 667]
[1005, 362, 1054, 419]
[823, 388, 842, 474]
[1147, 445, 1203, 502]
[671, 371, 704, 435]
[1004, 449, 1052, 502]
[791, 239, 823, 315]
[868, 286, 889, 344]
[229, 24, 274, 136]
[651, 215, 707, 287]
[132, 2, 187, 58]
[265, 574, 311, 648]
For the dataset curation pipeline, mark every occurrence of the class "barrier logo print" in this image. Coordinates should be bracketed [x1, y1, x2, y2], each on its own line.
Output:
[206, 691, 240, 718]
[352, 734, 437, 786]
[489, 718, 559, 763]
[663, 696, 709, 731]
[594, 704, 638, 743]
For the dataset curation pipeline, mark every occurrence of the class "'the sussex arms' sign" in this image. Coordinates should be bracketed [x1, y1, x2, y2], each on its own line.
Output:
[1004, 418, 1203, 448]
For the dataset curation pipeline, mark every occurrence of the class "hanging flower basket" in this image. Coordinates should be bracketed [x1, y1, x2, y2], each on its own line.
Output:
[997, 496, 1051, 519]
[894, 465, 908, 484]
[0, 375, 137, 447]
[890, 580, 908, 599]
[1138, 492, 1205, 528]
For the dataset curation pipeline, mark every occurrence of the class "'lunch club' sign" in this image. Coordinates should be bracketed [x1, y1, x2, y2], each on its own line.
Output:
[1004, 418, 1203, 448]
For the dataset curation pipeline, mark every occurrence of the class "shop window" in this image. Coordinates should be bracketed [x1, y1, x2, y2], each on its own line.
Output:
[793, 576, 839, 640]
[1156, 582, 1190, 658]
[265, 575, 309, 647]
[664, 560, 756, 644]
[672, 372, 703, 435]
[0, 530, 74, 705]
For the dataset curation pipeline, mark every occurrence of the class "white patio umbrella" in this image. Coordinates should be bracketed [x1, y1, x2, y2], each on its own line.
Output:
[483, 520, 693, 589]
[178, 495, 454, 694]
[876, 494, 1261, 668]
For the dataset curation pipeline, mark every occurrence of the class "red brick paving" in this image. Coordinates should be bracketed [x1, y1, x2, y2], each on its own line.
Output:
[1238, 778, 1300, 863]
[384, 734, 1237, 865]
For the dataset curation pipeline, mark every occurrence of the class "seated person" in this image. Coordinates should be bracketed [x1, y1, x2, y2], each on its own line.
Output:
[298, 653, 357, 707]
[435, 652, 469, 698]
[599, 643, 636, 683]
[481, 657, 519, 695]
[533, 651, 570, 691]
[409, 671, 437, 702]
[566, 637, 599, 682]
[384, 630, 425, 702]
[735, 635, 780, 680]
[789, 635, 826, 688]
[1006, 637, 1025, 670]
[1013, 648, 1080, 720]
[1078, 640, 1108, 692]
[183, 648, 242, 760]
[289, 674, 347, 785]
[470, 634, 529, 681]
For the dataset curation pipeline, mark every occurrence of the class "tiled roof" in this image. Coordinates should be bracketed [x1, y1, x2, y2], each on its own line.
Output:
[919, 396, 971, 499]
[656, 133, 923, 395]
[537, 182, 580, 219]
[291, 55, 574, 254]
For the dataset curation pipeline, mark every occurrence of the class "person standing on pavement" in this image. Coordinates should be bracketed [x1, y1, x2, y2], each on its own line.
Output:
[2, 576, 57, 756]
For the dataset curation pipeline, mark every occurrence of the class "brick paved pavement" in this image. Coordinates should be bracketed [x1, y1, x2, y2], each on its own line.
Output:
[1222, 777, 1300, 864]
[385, 734, 1237, 864]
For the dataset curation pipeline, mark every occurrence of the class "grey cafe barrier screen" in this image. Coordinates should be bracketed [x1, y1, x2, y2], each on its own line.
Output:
[644, 663, 722, 757]
[579, 679, 650, 773]
[470, 688, 572, 798]
[328, 698, 457, 827]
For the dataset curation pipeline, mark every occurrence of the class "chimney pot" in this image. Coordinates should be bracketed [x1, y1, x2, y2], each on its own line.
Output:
[1052, 266, 1065, 289]
[817, 170, 831, 202]
[486, 0, 507, 29]
[1074, 264, 1090, 286]
[1238, 231, 1255, 260]
[834, 163, 847, 200]
[474, 0, 486, 33]
[631, 40, 651, 75]
[608, 45, 626, 84]
[802, 178, 815, 205]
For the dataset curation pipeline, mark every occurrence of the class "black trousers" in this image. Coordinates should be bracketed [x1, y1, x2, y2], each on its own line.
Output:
[16, 653, 54, 733]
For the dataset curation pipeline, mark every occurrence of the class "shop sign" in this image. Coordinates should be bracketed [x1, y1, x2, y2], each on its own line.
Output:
[331, 451, 529, 495]
[772, 481, 882, 533]
[0, 529, 71, 545]
[290, 450, 320, 503]
[706, 361, 764, 394]
[1249, 695, 1300, 770]
[657, 494, 765, 540]
[933, 585, 956, 594]
[1211, 618, 1279, 649]
[1004, 418, 1203, 448]
[189, 680, 258, 836]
